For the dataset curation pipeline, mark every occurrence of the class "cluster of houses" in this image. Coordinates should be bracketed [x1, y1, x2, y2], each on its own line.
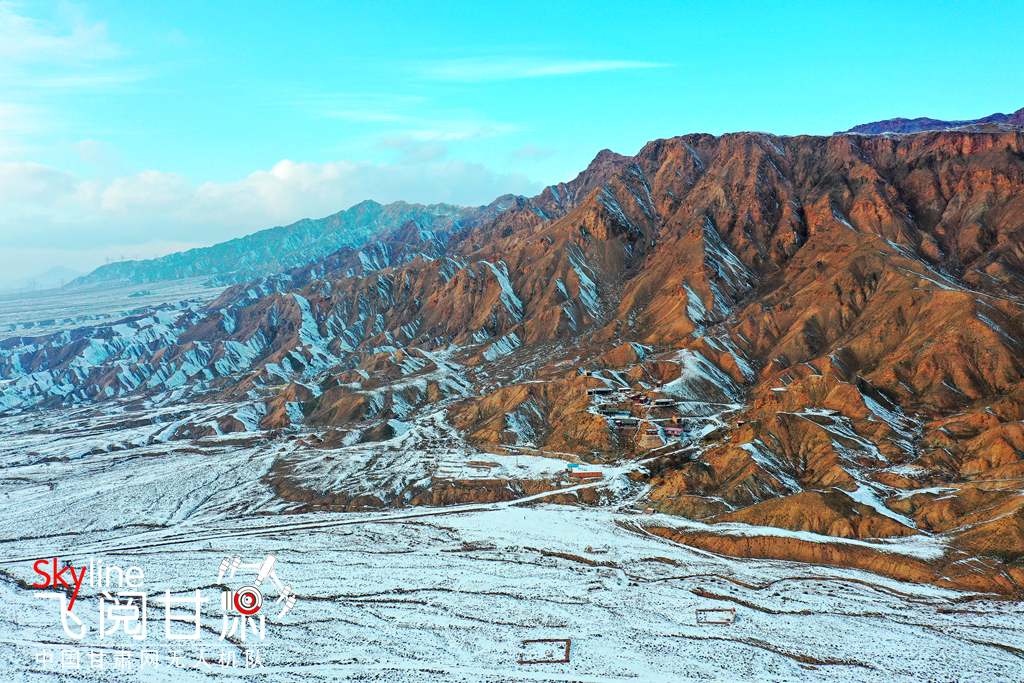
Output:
[586, 381, 690, 448]
[596, 406, 638, 431]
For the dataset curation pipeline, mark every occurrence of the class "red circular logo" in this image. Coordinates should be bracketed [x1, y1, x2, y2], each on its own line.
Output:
[234, 586, 262, 615]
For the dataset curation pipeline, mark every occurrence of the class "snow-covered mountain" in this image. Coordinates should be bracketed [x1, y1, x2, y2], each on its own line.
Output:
[5, 127, 1024, 604]
[68, 197, 518, 288]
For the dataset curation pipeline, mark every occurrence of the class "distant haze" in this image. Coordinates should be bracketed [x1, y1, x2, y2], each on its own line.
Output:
[0, 266, 83, 293]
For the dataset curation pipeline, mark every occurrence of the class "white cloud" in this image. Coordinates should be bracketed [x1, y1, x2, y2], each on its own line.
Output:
[0, 156, 543, 280]
[422, 57, 671, 82]
[0, 161, 77, 204]
[101, 170, 193, 212]
[0, 2, 120, 64]
[180, 158, 539, 226]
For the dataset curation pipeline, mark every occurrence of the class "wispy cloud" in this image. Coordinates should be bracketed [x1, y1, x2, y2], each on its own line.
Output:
[0, 5, 147, 155]
[0, 3, 148, 107]
[23, 69, 150, 90]
[0, 101, 47, 156]
[0, 2, 121, 64]
[510, 144, 556, 162]
[377, 135, 448, 164]
[287, 92, 523, 159]
[299, 95, 521, 137]
[378, 123, 521, 143]
[0, 161, 78, 204]
[422, 57, 672, 82]
[290, 93, 426, 123]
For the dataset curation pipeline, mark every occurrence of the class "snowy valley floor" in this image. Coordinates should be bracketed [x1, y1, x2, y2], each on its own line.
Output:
[0, 405, 1022, 682]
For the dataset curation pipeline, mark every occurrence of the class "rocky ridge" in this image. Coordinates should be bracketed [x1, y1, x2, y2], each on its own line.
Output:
[839, 105, 1024, 135]
[6, 128, 1024, 595]
[69, 197, 516, 288]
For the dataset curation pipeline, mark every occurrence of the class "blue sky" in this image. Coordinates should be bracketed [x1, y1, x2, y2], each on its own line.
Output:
[1, 0, 1022, 283]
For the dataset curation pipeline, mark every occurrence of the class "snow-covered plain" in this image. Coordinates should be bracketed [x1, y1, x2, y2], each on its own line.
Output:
[0, 403, 1022, 683]
[0, 278, 226, 342]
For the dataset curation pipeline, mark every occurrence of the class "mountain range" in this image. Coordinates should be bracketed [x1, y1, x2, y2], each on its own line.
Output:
[66, 105, 1024, 289]
[839, 105, 1024, 134]
[6, 108, 1024, 597]
[68, 198, 516, 287]
[0, 266, 84, 293]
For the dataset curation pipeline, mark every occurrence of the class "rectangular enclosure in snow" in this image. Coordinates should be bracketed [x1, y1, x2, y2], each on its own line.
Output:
[518, 638, 571, 664]
[696, 608, 737, 625]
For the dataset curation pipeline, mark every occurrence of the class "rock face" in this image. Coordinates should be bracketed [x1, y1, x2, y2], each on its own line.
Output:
[838, 105, 1024, 134]
[7, 126, 1024, 594]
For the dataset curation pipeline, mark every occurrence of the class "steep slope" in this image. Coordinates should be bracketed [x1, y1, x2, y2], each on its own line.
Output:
[7, 129, 1024, 594]
[69, 197, 516, 288]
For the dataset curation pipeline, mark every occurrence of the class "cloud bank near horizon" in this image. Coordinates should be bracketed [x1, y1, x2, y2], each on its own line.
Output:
[0, 157, 541, 283]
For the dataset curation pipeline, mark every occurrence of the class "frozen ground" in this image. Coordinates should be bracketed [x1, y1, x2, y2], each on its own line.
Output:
[0, 278, 225, 342]
[0, 404, 1022, 682]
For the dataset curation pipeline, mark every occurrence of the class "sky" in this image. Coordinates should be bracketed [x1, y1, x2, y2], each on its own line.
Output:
[1, 0, 1022, 284]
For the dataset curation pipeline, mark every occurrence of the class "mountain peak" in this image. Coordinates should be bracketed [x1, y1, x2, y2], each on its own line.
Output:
[585, 148, 629, 172]
[837, 105, 1024, 135]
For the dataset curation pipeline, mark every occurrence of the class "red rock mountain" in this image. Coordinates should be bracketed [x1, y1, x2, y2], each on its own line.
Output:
[6, 127, 1024, 594]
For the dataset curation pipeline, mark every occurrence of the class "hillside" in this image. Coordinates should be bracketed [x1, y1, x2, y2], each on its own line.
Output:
[5, 128, 1024, 596]
[69, 197, 516, 287]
